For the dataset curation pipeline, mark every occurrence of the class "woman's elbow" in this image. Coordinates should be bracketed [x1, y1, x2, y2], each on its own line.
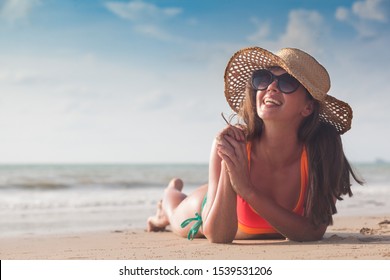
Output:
[205, 233, 235, 244]
[288, 225, 327, 242]
[203, 226, 236, 244]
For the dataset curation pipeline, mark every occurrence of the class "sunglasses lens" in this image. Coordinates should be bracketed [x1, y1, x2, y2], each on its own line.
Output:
[252, 70, 273, 90]
[278, 74, 300, 94]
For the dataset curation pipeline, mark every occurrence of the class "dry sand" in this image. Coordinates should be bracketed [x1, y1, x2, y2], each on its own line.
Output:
[1, 215, 389, 260]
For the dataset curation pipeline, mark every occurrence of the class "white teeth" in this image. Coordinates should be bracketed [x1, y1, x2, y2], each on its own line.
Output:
[264, 98, 282, 106]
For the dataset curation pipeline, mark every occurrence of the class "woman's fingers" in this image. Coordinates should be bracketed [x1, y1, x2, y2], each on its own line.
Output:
[215, 125, 247, 178]
[228, 126, 245, 142]
[217, 139, 247, 180]
[217, 140, 236, 164]
[232, 125, 245, 142]
[216, 125, 245, 144]
[222, 135, 246, 161]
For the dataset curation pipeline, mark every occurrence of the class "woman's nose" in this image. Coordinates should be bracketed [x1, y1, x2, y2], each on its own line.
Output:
[267, 79, 279, 92]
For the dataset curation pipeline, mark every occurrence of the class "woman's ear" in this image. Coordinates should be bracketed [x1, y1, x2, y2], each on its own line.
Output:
[301, 100, 315, 117]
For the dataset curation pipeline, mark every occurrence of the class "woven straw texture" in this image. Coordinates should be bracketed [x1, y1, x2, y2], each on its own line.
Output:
[224, 47, 352, 134]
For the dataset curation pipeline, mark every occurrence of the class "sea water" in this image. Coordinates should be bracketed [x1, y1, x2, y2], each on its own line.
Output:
[0, 163, 388, 237]
[0, 164, 207, 237]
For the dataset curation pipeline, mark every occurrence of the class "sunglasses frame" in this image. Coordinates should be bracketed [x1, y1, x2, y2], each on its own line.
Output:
[251, 69, 301, 94]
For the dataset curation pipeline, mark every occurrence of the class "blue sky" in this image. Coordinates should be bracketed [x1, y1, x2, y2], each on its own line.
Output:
[0, 0, 389, 163]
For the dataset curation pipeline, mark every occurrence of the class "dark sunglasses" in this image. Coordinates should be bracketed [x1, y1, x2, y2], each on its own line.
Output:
[251, 69, 301, 94]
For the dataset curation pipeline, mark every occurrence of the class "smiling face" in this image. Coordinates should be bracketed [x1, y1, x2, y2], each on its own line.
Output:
[256, 67, 314, 126]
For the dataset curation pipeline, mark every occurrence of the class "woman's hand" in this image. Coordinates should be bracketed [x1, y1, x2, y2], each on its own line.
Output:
[215, 125, 252, 198]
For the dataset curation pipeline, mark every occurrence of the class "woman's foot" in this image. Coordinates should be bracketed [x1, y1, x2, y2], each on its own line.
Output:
[146, 178, 184, 232]
[147, 200, 169, 231]
[165, 178, 184, 192]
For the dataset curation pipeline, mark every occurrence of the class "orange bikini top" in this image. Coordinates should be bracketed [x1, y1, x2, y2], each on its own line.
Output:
[237, 143, 308, 235]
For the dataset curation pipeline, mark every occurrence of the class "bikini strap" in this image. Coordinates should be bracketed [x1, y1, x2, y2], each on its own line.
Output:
[180, 213, 202, 240]
[180, 195, 207, 240]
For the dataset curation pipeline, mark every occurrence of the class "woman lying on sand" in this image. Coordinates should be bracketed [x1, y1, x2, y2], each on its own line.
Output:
[147, 46, 363, 243]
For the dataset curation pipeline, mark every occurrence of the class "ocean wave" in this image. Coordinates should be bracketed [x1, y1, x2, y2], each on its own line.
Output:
[0, 180, 201, 191]
[0, 164, 208, 191]
[0, 198, 151, 211]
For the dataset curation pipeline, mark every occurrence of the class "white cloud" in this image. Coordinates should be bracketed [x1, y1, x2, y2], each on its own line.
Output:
[0, 49, 225, 163]
[186, 17, 198, 26]
[279, 10, 326, 54]
[352, 0, 388, 22]
[0, 0, 41, 23]
[335, 7, 350, 21]
[335, 0, 389, 38]
[105, 0, 182, 41]
[248, 10, 327, 57]
[136, 90, 173, 111]
[105, 0, 181, 21]
[133, 24, 176, 41]
[247, 18, 270, 42]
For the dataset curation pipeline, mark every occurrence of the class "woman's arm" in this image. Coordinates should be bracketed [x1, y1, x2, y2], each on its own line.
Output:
[220, 136, 328, 242]
[201, 126, 246, 243]
[203, 126, 327, 242]
[244, 190, 328, 241]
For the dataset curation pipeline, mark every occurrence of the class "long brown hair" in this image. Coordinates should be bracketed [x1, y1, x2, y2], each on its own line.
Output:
[305, 121, 363, 226]
[237, 84, 363, 226]
[238, 83, 263, 141]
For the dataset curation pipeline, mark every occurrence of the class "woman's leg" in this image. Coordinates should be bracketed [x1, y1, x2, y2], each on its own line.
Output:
[147, 178, 185, 232]
[147, 178, 207, 238]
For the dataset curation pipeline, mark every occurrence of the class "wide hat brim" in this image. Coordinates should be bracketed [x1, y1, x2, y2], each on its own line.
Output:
[224, 47, 353, 134]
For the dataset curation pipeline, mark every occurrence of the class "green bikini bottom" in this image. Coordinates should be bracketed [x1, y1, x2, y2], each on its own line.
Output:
[180, 195, 207, 240]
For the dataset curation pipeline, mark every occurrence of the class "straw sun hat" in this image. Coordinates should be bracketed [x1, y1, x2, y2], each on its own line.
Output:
[224, 47, 353, 134]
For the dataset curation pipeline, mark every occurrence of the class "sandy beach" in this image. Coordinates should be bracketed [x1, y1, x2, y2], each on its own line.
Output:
[1, 163, 389, 261]
[1, 215, 389, 260]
